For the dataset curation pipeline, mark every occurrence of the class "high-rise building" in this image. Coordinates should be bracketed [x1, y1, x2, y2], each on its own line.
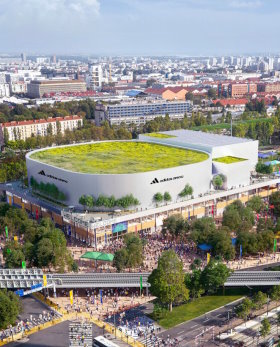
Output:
[51, 55, 57, 64]
[21, 53, 26, 63]
[88, 64, 103, 90]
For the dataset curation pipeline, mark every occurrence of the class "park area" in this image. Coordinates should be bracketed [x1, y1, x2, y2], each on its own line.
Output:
[155, 294, 243, 329]
[30, 141, 208, 174]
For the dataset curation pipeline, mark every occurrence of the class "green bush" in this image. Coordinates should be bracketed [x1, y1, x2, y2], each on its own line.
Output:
[30, 176, 66, 201]
[256, 162, 273, 174]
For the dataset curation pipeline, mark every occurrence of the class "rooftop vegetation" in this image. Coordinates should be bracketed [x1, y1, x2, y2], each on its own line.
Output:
[30, 141, 208, 174]
[143, 133, 176, 139]
[213, 156, 246, 164]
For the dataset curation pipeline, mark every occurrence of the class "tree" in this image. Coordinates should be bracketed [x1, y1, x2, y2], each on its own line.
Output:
[269, 192, 280, 217]
[185, 269, 204, 299]
[185, 92, 194, 101]
[222, 200, 254, 232]
[153, 192, 163, 204]
[191, 217, 216, 245]
[260, 318, 271, 338]
[200, 260, 231, 293]
[209, 227, 235, 260]
[163, 192, 172, 202]
[213, 175, 224, 189]
[36, 238, 54, 268]
[0, 290, 22, 329]
[270, 285, 280, 308]
[256, 162, 273, 175]
[179, 184, 193, 198]
[113, 248, 128, 272]
[113, 234, 144, 271]
[162, 214, 189, 240]
[236, 298, 253, 322]
[148, 250, 189, 311]
[207, 88, 217, 99]
[252, 291, 267, 310]
[247, 196, 265, 213]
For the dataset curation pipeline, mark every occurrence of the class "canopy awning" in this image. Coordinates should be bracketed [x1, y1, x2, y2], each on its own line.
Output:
[80, 251, 114, 262]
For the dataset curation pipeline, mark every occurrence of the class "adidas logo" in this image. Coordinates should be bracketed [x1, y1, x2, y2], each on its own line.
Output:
[151, 178, 159, 184]
[38, 170, 46, 176]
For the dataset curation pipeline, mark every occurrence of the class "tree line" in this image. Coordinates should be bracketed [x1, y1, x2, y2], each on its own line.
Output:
[0, 99, 96, 123]
[161, 195, 279, 261]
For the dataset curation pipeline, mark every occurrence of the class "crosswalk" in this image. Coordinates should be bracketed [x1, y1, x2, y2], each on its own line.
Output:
[69, 321, 93, 347]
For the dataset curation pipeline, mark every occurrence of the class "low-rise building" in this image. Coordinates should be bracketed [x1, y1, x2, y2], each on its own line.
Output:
[95, 100, 192, 126]
[27, 80, 87, 98]
[145, 87, 189, 101]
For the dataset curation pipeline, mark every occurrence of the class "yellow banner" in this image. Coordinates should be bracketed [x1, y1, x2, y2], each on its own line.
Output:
[69, 290, 73, 305]
[43, 274, 47, 287]
[207, 253, 211, 264]
[14, 236, 18, 242]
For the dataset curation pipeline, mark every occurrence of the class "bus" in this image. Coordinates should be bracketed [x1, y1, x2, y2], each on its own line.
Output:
[93, 336, 120, 347]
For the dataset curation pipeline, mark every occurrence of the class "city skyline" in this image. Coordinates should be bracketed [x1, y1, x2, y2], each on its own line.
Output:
[1, 0, 280, 56]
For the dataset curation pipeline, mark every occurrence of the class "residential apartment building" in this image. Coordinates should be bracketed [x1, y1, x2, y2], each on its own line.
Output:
[87, 64, 103, 90]
[0, 115, 83, 144]
[257, 82, 280, 93]
[0, 83, 10, 97]
[218, 82, 257, 97]
[27, 80, 87, 98]
[95, 100, 193, 126]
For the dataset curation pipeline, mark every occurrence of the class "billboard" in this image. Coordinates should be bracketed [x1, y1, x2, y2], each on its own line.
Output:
[112, 221, 128, 233]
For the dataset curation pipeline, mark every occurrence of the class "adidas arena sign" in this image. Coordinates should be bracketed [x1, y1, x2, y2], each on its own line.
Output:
[151, 175, 184, 184]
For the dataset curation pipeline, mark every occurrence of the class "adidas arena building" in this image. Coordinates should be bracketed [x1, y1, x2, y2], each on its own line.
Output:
[26, 130, 258, 209]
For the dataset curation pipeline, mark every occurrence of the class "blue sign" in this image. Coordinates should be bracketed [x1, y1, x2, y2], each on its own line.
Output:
[240, 244, 242, 257]
[100, 289, 103, 304]
[112, 221, 128, 233]
[31, 283, 42, 290]
[15, 289, 24, 297]
[68, 225, 71, 236]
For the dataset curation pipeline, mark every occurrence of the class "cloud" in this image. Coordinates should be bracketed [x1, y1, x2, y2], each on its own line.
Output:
[229, 0, 262, 8]
[0, 0, 100, 19]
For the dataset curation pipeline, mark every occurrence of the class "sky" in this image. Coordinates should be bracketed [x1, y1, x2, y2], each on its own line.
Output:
[0, 0, 280, 56]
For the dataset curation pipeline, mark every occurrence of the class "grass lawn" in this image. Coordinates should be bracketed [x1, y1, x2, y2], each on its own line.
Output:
[213, 156, 247, 164]
[30, 141, 208, 174]
[143, 133, 176, 139]
[157, 294, 242, 329]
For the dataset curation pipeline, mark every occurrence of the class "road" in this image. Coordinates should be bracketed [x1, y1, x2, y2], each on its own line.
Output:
[158, 298, 243, 347]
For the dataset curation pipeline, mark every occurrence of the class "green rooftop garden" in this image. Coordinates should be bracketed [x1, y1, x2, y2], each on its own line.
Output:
[30, 141, 208, 174]
[213, 156, 247, 164]
[143, 132, 176, 139]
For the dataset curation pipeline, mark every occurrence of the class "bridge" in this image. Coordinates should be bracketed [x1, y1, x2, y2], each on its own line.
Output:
[0, 269, 150, 290]
[224, 271, 280, 287]
[2, 269, 280, 291]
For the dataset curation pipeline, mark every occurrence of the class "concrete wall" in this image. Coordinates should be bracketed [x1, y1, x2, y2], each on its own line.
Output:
[212, 160, 251, 189]
[212, 141, 258, 171]
[26, 145, 212, 209]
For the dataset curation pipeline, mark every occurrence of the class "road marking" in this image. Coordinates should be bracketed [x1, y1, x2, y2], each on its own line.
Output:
[177, 330, 185, 335]
[217, 314, 222, 317]
[191, 324, 198, 328]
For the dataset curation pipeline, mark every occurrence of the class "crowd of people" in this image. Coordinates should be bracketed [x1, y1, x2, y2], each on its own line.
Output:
[53, 288, 150, 321]
[0, 310, 58, 342]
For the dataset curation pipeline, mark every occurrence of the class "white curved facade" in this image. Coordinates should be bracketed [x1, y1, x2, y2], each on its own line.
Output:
[26, 141, 212, 209]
